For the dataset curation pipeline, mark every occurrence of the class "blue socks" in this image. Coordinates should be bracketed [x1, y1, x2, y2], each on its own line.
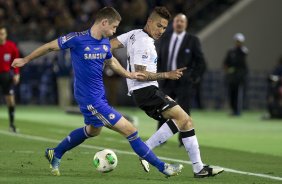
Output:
[127, 131, 165, 172]
[53, 128, 165, 172]
[54, 126, 91, 159]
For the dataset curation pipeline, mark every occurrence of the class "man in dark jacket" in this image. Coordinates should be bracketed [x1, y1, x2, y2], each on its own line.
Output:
[267, 57, 282, 118]
[223, 33, 248, 116]
[157, 14, 206, 146]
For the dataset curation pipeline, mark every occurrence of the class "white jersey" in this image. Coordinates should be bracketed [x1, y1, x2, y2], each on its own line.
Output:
[117, 29, 158, 94]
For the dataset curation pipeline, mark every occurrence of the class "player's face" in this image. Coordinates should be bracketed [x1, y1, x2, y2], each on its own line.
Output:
[103, 20, 120, 37]
[149, 17, 168, 40]
[173, 15, 187, 34]
[0, 28, 7, 43]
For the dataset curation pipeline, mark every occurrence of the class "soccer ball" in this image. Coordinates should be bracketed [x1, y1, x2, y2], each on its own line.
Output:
[93, 149, 118, 173]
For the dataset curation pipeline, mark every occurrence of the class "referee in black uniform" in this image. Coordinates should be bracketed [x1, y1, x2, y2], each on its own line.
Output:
[223, 33, 248, 116]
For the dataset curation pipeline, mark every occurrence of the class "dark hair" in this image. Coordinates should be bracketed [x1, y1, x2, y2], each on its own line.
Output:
[95, 7, 121, 24]
[150, 6, 171, 21]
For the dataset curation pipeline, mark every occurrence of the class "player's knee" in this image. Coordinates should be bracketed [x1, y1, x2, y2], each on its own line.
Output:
[178, 115, 193, 131]
[86, 125, 101, 137]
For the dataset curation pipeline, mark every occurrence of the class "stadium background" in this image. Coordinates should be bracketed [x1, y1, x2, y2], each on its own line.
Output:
[1, 0, 282, 110]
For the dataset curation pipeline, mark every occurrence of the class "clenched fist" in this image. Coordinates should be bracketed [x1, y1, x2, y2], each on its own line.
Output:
[12, 58, 29, 68]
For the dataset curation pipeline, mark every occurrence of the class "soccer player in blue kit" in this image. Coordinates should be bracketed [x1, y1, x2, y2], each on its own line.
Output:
[12, 7, 183, 177]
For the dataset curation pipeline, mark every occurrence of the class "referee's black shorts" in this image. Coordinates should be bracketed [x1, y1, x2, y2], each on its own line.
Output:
[132, 85, 177, 121]
[0, 72, 14, 95]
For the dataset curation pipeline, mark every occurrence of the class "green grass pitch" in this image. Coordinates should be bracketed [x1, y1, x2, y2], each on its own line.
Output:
[0, 106, 281, 184]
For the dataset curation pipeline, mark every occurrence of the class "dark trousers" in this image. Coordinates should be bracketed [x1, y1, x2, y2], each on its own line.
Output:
[227, 82, 244, 115]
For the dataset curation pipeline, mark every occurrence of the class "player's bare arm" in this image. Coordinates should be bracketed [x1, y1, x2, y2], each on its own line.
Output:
[110, 38, 124, 52]
[12, 39, 60, 68]
[105, 57, 146, 80]
[135, 64, 187, 81]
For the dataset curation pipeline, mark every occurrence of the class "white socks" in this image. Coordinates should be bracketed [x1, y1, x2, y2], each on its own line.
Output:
[146, 121, 204, 173]
[182, 132, 204, 173]
[145, 122, 174, 149]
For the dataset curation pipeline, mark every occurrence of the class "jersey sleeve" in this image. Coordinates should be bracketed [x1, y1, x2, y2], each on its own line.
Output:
[116, 31, 133, 47]
[104, 40, 112, 60]
[133, 40, 150, 66]
[106, 47, 112, 59]
[58, 32, 77, 50]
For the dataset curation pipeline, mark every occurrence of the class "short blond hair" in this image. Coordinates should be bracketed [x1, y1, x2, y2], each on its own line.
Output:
[95, 7, 122, 24]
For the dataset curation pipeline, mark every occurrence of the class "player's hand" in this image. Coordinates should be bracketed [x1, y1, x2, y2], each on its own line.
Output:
[166, 67, 187, 80]
[129, 72, 146, 80]
[12, 58, 29, 68]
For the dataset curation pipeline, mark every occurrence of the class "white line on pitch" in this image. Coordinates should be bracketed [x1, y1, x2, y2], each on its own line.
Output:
[0, 130, 281, 181]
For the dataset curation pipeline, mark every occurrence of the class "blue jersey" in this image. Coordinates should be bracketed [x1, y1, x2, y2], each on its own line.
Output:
[58, 30, 112, 106]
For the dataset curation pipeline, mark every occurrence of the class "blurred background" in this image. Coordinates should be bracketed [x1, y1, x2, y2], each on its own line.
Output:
[0, 0, 282, 115]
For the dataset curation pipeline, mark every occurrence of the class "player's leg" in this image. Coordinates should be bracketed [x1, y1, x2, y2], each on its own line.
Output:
[45, 124, 100, 176]
[162, 105, 203, 169]
[156, 87, 176, 145]
[161, 105, 223, 177]
[83, 102, 182, 177]
[2, 73, 16, 132]
[5, 94, 16, 132]
[134, 87, 223, 177]
[111, 116, 183, 177]
[132, 87, 182, 172]
[132, 87, 178, 149]
[45, 104, 104, 176]
[132, 89, 179, 150]
[145, 118, 178, 149]
[53, 125, 101, 158]
[175, 86, 193, 147]
[111, 116, 165, 170]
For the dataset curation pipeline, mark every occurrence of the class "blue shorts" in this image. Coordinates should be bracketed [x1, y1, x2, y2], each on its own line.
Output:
[80, 102, 122, 128]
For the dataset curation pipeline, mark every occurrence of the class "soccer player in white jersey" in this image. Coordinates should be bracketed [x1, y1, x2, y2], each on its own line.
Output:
[12, 7, 183, 177]
[110, 7, 224, 178]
